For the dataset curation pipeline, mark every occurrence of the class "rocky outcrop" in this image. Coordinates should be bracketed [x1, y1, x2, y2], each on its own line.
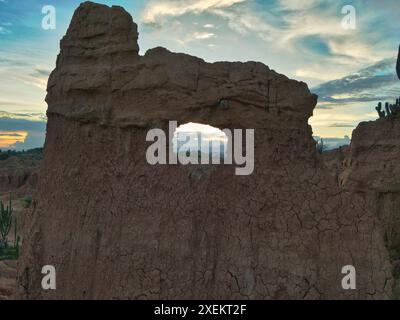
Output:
[16, 2, 393, 299]
[0, 161, 39, 195]
[0, 260, 17, 300]
[322, 146, 350, 184]
[339, 115, 400, 297]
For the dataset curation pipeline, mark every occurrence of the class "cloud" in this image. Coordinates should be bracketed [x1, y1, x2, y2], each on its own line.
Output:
[140, 0, 393, 86]
[0, 117, 46, 150]
[0, 57, 30, 67]
[0, 132, 24, 137]
[0, 130, 28, 149]
[12, 68, 50, 90]
[312, 57, 400, 103]
[315, 103, 333, 110]
[32, 68, 51, 77]
[0, 20, 12, 34]
[0, 26, 11, 35]
[193, 31, 216, 40]
[0, 51, 51, 89]
[141, 0, 247, 25]
[0, 110, 47, 122]
[329, 123, 355, 128]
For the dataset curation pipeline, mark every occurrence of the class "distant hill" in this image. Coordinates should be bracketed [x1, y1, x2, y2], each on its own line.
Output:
[0, 148, 43, 166]
[0, 148, 42, 194]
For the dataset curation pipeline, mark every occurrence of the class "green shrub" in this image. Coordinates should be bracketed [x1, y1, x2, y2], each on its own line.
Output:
[0, 194, 20, 260]
[23, 195, 33, 208]
[0, 194, 13, 248]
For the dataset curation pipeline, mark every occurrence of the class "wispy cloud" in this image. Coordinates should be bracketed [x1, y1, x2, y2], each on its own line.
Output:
[0, 110, 47, 122]
[32, 68, 51, 77]
[0, 26, 11, 34]
[0, 130, 28, 149]
[193, 31, 216, 40]
[329, 123, 355, 128]
[0, 56, 30, 66]
[142, 0, 247, 25]
[140, 0, 397, 85]
[0, 0, 399, 140]
[312, 57, 400, 103]
[0, 132, 24, 137]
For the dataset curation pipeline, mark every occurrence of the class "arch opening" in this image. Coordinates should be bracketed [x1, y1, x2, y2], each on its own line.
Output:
[173, 122, 228, 162]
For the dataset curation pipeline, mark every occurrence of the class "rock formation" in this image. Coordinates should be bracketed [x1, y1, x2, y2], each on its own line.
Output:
[16, 2, 393, 299]
[0, 155, 40, 195]
[322, 146, 350, 184]
[0, 260, 17, 300]
[338, 115, 400, 297]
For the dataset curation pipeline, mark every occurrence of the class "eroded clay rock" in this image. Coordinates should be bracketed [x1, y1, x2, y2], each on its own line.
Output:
[338, 115, 400, 297]
[0, 158, 39, 195]
[16, 2, 393, 299]
[340, 116, 400, 192]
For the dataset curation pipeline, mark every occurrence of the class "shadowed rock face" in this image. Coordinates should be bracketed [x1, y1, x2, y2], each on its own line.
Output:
[339, 115, 400, 297]
[16, 2, 393, 299]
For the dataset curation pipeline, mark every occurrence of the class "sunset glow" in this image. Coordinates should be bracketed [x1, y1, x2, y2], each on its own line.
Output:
[0, 130, 28, 149]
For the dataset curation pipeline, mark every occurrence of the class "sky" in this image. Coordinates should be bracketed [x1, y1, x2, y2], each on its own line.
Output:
[1, 0, 400, 149]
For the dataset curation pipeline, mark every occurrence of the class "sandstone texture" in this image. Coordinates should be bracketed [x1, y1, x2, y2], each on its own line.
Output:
[0, 164, 38, 196]
[322, 146, 350, 184]
[16, 2, 394, 299]
[337, 115, 400, 297]
[0, 260, 17, 300]
[0, 150, 41, 195]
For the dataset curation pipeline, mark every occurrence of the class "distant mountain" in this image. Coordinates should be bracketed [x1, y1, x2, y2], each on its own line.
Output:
[314, 136, 350, 151]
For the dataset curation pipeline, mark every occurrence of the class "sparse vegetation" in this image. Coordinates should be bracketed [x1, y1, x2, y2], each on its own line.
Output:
[0, 194, 20, 260]
[0, 148, 43, 171]
[22, 195, 33, 208]
[375, 99, 400, 119]
[0, 147, 43, 161]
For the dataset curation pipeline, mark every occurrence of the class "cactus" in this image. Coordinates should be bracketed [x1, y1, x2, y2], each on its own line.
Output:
[392, 100, 400, 117]
[390, 104, 396, 115]
[376, 102, 386, 118]
[0, 194, 21, 260]
[385, 102, 392, 117]
[397, 44, 400, 80]
[374, 48, 400, 119]
[0, 193, 13, 248]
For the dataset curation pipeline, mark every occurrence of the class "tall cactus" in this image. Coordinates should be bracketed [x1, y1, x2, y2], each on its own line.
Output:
[376, 102, 385, 118]
[0, 194, 13, 248]
[385, 102, 392, 117]
[397, 44, 400, 80]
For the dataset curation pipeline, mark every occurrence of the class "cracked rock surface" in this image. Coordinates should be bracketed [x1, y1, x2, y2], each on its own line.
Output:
[16, 2, 393, 299]
[337, 115, 400, 298]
